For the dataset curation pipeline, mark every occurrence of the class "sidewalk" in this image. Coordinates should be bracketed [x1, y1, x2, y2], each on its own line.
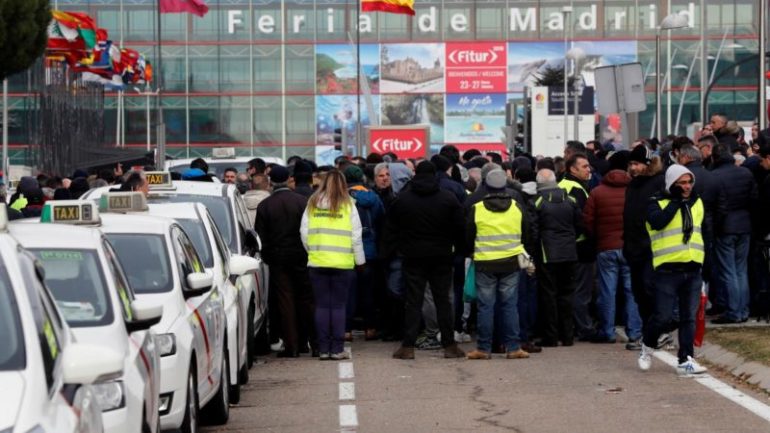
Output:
[699, 320, 770, 395]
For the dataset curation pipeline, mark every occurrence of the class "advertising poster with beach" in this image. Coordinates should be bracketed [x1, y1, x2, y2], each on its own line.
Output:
[444, 93, 506, 144]
[316, 44, 380, 94]
[380, 94, 444, 147]
[380, 43, 445, 94]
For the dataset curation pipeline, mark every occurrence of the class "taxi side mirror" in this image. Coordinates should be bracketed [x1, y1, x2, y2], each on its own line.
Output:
[229, 255, 259, 278]
[62, 344, 124, 385]
[126, 300, 163, 333]
[184, 271, 213, 299]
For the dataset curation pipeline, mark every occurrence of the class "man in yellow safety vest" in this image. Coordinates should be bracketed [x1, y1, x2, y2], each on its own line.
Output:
[637, 164, 708, 376]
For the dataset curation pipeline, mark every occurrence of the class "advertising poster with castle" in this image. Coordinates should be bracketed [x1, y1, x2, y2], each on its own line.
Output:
[380, 44, 445, 93]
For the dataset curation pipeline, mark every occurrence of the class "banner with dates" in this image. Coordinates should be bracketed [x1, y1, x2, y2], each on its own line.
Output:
[445, 42, 507, 93]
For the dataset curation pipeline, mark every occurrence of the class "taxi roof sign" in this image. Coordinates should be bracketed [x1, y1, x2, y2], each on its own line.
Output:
[144, 171, 174, 189]
[99, 192, 148, 213]
[211, 147, 236, 159]
[41, 200, 100, 225]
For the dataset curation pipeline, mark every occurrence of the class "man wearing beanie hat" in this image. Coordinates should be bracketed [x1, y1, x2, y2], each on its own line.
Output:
[291, 159, 315, 198]
[385, 160, 466, 360]
[465, 169, 534, 360]
[532, 168, 582, 347]
[623, 146, 665, 334]
[256, 165, 317, 357]
[343, 163, 385, 341]
[637, 164, 707, 376]
[431, 154, 466, 204]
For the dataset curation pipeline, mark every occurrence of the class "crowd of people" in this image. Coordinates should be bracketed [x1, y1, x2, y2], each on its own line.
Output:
[3, 112, 769, 373]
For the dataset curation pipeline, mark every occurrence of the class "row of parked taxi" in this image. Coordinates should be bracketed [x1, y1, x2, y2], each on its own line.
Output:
[1, 172, 269, 433]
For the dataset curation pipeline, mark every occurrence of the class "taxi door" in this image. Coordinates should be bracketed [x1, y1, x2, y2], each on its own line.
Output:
[171, 226, 225, 402]
[102, 240, 161, 433]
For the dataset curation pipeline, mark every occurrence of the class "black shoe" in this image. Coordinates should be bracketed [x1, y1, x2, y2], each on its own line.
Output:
[311, 349, 320, 358]
[535, 339, 558, 347]
[521, 342, 543, 353]
[589, 335, 616, 344]
[276, 350, 299, 358]
[560, 339, 574, 347]
[711, 316, 741, 325]
[577, 333, 597, 342]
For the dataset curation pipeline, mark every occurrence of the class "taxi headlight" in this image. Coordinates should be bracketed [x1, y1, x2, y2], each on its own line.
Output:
[92, 381, 125, 412]
[156, 333, 176, 357]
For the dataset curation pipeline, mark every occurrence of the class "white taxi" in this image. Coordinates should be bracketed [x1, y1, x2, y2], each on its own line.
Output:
[0, 205, 123, 433]
[144, 200, 260, 403]
[9, 200, 164, 433]
[84, 174, 268, 367]
[96, 202, 229, 432]
[164, 147, 284, 179]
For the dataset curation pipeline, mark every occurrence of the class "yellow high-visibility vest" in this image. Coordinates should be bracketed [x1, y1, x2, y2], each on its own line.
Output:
[307, 203, 355, 270]
[646, 198, 705, 269]
[473, 201, 525, 262]
[559, 178, 588, 241]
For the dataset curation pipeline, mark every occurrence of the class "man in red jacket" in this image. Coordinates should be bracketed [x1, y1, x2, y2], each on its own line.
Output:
[583, 151, 643, 349]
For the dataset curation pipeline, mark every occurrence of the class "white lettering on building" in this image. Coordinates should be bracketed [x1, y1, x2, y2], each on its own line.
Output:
[224, 2, 699, 35]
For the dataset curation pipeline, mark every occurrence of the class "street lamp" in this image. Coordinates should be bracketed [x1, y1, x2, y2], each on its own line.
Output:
[656, 11, 689, 141]
[567, 47, 586, 140]
[562, 6, 573, 145]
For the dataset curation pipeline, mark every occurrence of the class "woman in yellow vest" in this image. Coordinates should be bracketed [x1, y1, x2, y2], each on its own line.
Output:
[301, 170, 366, 360]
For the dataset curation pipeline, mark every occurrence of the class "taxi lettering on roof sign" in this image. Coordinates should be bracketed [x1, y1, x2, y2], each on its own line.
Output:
[41, 201, 99, 225]
[144, 171, 173, 188]
[99, 192, 148, 213]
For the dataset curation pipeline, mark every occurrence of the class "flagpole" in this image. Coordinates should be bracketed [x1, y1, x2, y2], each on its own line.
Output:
[156, 0, 166, 168]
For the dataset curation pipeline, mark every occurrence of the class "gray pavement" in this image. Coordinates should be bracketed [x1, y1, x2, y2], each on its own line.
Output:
[204, 341, 770, 433]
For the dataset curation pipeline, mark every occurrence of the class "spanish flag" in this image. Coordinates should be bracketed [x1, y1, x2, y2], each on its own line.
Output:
[361, 0, 415, 16]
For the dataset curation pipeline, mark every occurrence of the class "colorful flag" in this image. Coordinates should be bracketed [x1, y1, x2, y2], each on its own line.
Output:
[361, 0, 415, 16]
[159, 0, 209, 17]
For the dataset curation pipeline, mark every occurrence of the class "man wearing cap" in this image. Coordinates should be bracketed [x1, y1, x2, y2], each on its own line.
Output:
[255, 165, 317, 357]
[385, 161, 466, 360]
[465, 169, 533, 360]
[623, 145, 665, 327]
[637, 165, 708, 376]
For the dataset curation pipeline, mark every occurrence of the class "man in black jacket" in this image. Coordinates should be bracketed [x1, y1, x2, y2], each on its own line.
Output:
[710, 144, 758, 324]
[623, 145, 664, 326]
[385, 161, 466, 360]
[255, 165, 316, 357]
[533, 169, 582, 347]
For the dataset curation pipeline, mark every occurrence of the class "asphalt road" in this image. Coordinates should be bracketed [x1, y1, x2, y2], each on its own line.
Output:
[203, 340, 770, 433]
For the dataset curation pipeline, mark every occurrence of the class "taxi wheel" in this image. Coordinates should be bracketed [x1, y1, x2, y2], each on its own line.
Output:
[246, 303, 256, 369]
[181, 365, 199, 433]
[202, 349, 230, 425]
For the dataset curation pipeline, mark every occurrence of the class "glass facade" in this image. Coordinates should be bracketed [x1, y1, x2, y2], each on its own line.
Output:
[4, 0, 764, 162]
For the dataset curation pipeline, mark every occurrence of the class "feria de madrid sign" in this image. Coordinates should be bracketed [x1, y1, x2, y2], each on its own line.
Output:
[226, 2, 698, 35]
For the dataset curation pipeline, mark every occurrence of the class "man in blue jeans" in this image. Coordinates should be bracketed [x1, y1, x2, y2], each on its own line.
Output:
[583, 152, 642, 348]
[638, 165, 707, 375]
[465, 169, 533, 360]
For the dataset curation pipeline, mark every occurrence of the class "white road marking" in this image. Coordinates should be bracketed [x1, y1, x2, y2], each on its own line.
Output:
[654, 351, 770, 422]
[339, 382, 356, 400]
[339, 362, 355, 379]
[339, 404, 359, 427]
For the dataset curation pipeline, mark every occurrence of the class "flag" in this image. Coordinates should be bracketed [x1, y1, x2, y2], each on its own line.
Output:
[159, 0, 209, 17]
[361, 0, 415, 16]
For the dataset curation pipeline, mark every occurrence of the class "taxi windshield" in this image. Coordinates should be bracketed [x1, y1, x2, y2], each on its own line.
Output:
[0, 259, 26, 370]
[30, 249, 114, 327]
[106, 234, 174, 294]
[149, 195, 236, 252]
[177, 219, 213, 268]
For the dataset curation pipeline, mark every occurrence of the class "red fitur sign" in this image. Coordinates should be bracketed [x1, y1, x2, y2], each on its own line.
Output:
[445, 42, 507, 93]
[369, 126, 430, 160]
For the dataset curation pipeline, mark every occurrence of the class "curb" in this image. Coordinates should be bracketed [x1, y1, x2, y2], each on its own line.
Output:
[698, 341, 770, 393]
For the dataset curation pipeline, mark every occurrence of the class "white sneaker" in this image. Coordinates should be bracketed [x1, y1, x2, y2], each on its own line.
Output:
[330, 351, 350, 360]
[676, 356, 707, 376]
[638, 344, 654, 371]
[657, 333, 674, 349]
[270, 338, 284, 352]
[454, 331, 472, 343]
